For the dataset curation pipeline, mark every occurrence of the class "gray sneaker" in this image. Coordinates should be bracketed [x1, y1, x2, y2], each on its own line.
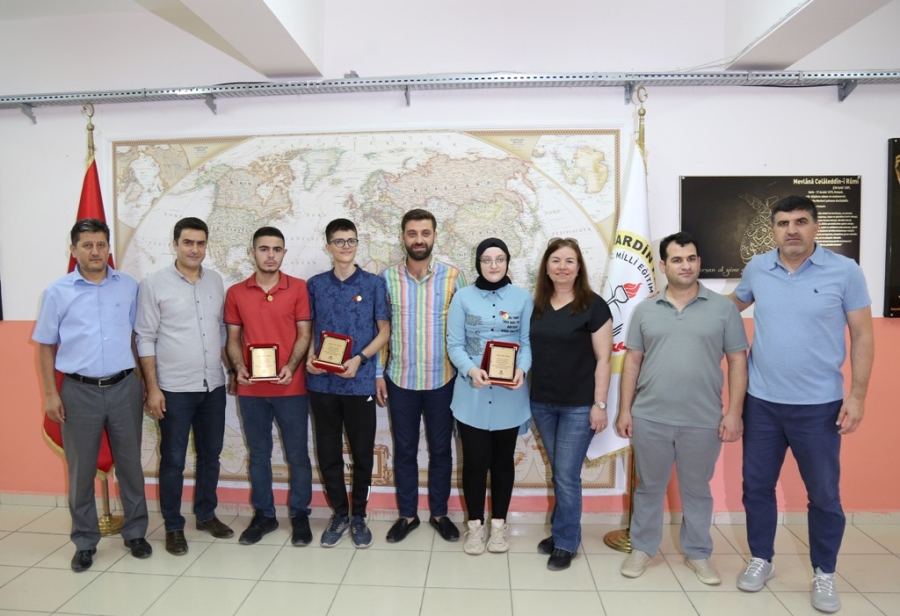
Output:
[737, 557, 775, 591]
[320, 515, 350, 548]
[350, 515, 373, 549]
[811, 567, 840, 613]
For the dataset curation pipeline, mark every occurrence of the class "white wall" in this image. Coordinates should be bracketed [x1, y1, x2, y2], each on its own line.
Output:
[1, 0, 898, 319]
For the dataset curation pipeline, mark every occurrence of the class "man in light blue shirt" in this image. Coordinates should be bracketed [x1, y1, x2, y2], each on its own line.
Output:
[731, 195, 874, 613]
[136, 217, 235, 556]
[33, 218, 150, 572]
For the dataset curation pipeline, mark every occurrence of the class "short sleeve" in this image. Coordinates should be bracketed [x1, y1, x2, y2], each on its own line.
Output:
[294, 278, 311, 321]
[588, 293, 613, 332]
[374, 276, 390, 321]
[32, 288, 61, 345]
[734, 259, 756, 304]
[624, 302, 646, 352]
[842, 261, 871, 313]
[224, 285, 242, 326]
[722, 301, 750, 353]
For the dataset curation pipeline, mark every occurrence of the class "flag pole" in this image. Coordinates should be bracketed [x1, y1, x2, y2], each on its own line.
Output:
[603, 85, 648, 554]
[83, 102, 124, 537]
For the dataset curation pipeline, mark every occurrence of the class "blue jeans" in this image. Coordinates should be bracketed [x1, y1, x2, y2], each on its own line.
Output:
[530, 401, 594, 553]
[159, 387, 226, 531]
[238, 395, 312, 518]
[742, 394, 844, 573]
[385, 378, 455, 518]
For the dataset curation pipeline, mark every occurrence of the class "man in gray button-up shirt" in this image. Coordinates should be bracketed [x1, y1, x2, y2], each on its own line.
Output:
[135, 217, 235, 556]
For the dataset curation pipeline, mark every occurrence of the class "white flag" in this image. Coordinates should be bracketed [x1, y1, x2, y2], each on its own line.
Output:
[587, 142, 655, 461]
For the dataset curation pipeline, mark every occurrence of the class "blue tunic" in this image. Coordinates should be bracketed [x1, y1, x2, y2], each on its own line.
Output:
[446, 283, 533, 430]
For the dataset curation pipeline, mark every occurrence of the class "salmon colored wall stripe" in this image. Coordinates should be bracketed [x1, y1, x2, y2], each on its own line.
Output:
[2, 319, 898, 512]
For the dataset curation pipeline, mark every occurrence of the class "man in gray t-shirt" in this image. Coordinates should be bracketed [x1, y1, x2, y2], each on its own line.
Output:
[615, 232, 748, 585]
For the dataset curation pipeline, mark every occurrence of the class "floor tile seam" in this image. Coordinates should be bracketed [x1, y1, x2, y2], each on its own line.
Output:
[0, 564, 29, 591]
[859, 592, 892, 616]
[711, 524, 747, 555]
[579, 545, 603, 594]
[230, 578, 263, 616]
[854, 526, 900, 554]
[132, 571, 182, 616]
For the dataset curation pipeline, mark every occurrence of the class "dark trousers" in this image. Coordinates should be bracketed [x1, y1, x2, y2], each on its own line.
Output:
[742, 393, 845, 573]
[309, 391, 376, 517]
[457, 420, 518, 522]
[60, 372, 148, 550]
[158, 386, 226, 531]
[385, 378, 455, 518]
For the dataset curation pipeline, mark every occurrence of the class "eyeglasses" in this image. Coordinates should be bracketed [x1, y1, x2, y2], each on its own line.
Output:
[479, 257, 507, 266]
[548, 237, 578, 245]
[329, 238, 359, 248]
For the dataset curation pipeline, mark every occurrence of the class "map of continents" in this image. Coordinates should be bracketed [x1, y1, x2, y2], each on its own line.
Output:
[115, 129, 620, 490]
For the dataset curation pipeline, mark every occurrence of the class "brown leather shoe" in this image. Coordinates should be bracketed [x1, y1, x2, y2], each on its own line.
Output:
[196, 517, 235, 539]
[165, 530, 188, 556]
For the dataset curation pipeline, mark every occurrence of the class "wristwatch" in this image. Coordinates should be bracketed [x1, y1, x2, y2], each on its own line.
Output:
[593, 401, 607, 410]
[357, 353, 369, 365]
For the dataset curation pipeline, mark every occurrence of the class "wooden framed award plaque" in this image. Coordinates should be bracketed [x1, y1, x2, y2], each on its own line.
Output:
[311, 331, 353, 374]
[480, 341, 519, 385]
[248, 343, 279, 382]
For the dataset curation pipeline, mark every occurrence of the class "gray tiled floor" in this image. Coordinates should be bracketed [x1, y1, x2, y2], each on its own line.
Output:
[0, 504, 898, 615]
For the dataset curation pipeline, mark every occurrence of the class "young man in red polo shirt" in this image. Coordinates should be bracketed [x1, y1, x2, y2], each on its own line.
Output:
[225, 226, 314, 546]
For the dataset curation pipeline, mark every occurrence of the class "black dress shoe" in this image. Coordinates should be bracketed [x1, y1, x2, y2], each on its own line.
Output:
[547, 547, 575, 571]
[430, 516, 460, 542]
[385, 517, 420, 543]
[196, 517, 234, 539]
[124, 537, 153, 559]
[71, 548, 96, 572]
[537, 536, 555, 555]
[165, 530, 188, 555]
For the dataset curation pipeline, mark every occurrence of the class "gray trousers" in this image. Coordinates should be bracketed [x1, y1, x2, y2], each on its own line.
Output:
[630, 416, 722, 559]
[60, 372, 148, 550]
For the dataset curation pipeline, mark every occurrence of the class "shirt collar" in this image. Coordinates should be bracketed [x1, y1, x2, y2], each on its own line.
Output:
[247, 271, 288, 292]
[770, 243, 823, 272]
[400, 255, 436, 279]
[656, 282, 708, 307]
[171, 262, 204, 282]
[72, 264, 116, 285]
[328, 265, 361, 285]
[477, 283, 510, 299]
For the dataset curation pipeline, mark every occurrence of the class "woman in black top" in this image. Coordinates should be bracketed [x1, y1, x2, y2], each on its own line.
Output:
[530, 237, 613, 571]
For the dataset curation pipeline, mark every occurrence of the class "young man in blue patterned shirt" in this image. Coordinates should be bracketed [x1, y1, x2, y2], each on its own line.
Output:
[306, 218, 391, 548]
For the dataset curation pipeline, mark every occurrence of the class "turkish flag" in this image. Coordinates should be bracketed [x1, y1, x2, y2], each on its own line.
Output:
[42, 159, 116, 476]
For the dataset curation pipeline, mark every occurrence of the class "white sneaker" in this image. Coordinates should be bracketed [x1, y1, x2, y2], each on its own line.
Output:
[463, 520, 487, 555]
[620, 549, 653, 578]
[811, 567, 841, 613]
[685, 558, 722, 585]
[487, 519, 509, 553]
[737, 557, 775, 591]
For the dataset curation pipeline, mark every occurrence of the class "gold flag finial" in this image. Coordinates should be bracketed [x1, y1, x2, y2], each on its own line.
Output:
[634, 85, 648, 161]
[82, 102, 95, 163]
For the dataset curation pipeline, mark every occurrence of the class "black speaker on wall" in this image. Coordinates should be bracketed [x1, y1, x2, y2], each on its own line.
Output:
[885, 138, 900, 317]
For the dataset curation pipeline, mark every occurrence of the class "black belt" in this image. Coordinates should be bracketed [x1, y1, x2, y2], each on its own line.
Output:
[65, 369, 133, 388]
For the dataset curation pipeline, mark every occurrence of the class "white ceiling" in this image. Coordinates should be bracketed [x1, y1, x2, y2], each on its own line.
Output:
[0, 0, 897, 90]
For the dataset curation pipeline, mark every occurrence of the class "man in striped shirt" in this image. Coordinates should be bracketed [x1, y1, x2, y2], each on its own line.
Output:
[377, 209, 465, 543]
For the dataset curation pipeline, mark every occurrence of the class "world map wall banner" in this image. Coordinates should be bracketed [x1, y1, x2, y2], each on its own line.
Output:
[112, 129, 625, 493]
